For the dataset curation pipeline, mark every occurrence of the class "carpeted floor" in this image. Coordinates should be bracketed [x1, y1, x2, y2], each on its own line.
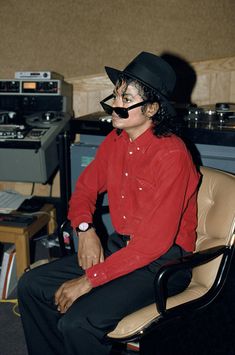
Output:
[0, 299, 27, 355]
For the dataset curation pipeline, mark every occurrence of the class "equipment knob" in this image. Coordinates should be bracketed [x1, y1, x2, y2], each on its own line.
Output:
[42, 111, 55, 121]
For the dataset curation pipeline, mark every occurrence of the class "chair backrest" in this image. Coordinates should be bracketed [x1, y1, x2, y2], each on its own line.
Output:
[192, 166, 235, 289]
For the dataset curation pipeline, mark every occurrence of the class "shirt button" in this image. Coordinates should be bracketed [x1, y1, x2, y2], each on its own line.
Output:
[125, 172, 128, 176]
[123, 215, 127, 219]
[137, 147, 140, 151]
[129, 151, 133, 155]
[93, 273, 97, 277]
[138, 187, 143, 191]
[121, 195, 125, 199]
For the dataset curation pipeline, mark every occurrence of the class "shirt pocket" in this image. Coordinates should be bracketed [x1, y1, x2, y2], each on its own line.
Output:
[133, 177, 156, 212]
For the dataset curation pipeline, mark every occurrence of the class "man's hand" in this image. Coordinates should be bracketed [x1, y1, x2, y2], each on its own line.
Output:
[78, 228, 104, 269]
[54, 275, 92, 313]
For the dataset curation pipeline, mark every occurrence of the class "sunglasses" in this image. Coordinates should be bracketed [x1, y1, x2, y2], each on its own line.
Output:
[100, 94, 149, 119]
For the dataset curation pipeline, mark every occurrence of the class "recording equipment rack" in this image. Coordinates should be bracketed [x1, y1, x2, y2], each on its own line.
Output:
[0, 78, 73, 184]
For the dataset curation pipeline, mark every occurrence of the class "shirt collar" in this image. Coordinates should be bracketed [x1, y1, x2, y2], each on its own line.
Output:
[117, 128, 155, 153]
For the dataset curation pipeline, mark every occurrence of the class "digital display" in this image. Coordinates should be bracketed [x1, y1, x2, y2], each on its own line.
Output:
[23, 82, 37, 89]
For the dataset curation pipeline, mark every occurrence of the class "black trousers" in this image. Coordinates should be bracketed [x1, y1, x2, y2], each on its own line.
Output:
[17, 233, 192, 355]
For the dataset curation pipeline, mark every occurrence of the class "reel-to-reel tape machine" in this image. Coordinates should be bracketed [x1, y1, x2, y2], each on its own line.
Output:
[0, 78, 72, 183]
[182, 102, 235, 129]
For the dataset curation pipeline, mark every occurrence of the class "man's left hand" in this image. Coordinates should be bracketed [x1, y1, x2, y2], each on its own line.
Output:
[54, 275, 92, 313]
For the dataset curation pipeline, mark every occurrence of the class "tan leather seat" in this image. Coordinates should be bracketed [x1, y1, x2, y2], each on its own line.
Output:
[107, 166, 235, 341]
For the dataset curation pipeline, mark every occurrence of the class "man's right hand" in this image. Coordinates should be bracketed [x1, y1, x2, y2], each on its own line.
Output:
[77, 228, 104, 270]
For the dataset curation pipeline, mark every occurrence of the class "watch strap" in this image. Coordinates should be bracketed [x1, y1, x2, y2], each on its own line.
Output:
[75, 223, 94, 233]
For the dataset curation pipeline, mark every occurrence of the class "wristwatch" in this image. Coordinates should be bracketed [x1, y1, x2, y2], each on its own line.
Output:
[75, 222, 94, 233]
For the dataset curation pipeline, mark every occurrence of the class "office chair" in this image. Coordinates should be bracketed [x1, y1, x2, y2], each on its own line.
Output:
[107, 166, 235, 353]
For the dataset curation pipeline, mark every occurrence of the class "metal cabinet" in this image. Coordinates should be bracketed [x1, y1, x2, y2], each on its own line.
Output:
[70, 134, 114, 239]
[195, 144, 235, 174]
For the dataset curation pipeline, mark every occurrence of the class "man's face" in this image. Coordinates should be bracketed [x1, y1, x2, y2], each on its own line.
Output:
[111, 82, 153, 140]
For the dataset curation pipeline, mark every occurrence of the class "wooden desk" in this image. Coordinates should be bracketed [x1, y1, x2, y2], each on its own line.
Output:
[0, 204, 56, 277]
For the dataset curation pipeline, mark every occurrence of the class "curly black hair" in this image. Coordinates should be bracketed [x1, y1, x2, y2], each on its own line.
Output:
[116, 74, 176, 137]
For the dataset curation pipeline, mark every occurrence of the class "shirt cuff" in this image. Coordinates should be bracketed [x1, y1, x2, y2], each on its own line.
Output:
[85, 263, 109, 287]
[68, 213, 92, 229]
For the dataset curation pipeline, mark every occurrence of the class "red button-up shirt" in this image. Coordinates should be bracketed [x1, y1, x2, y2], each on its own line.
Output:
[68, 128, 200, 287]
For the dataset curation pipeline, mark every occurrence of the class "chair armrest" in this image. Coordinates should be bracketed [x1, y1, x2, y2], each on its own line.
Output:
[154, 244, 231, 316]
[58, 219, 75, 255]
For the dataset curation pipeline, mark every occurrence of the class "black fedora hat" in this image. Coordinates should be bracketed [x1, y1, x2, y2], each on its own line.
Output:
[105, 51, 176, 101]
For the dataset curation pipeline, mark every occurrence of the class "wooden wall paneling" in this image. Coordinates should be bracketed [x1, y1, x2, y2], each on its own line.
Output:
[73, 91, 88, 117]
[68, 75, 112, 117]
[51, 172, 60, 198]
[191, 73, 211, 106]
[191, 57, 235, 105]
[69, 57, 235, 113]
[191, 57, 235, 74]
[230, 72, 235, 102]
[87, 90, 102, 116]
[210, 71, 232, 105]
[0, 181, 33, 195]
[32, 183, 52, 197]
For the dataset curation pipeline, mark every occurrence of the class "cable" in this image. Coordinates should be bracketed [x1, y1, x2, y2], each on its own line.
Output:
[0, 298, 20, 317]
[0, 299, 17, 303]
[13, 301, 20, 317]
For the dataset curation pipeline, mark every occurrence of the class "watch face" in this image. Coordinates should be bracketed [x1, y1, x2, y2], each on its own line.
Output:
[78, 222, 89, 231]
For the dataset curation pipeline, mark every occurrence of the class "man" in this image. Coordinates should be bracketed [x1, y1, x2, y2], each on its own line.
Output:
[18, 52, 200, 355]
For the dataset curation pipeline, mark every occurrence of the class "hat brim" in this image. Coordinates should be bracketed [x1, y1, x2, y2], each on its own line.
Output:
[105, 66, 122, 86]
[105, 66, 176, 117]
